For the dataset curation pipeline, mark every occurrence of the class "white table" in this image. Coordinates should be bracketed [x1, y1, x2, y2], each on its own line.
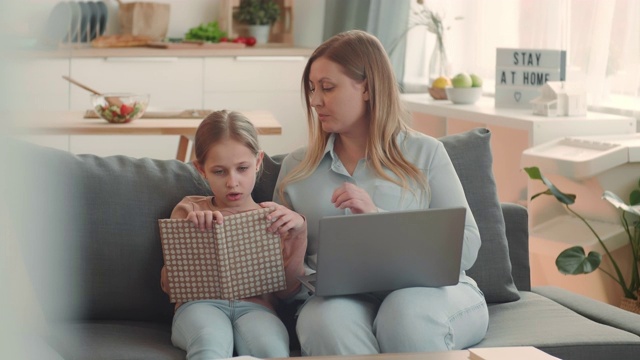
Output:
[401, 94, 637, 203]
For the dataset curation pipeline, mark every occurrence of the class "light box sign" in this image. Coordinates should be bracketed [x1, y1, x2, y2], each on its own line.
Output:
[495, 48, 566, 108]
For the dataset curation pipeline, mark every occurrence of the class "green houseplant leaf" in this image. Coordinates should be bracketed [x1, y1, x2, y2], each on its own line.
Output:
[630, 185, 640, 207]
[523, 167, 576, 204]
[556, 246, 602, 275]
[523, 166, 640, 301]
[234, 0, 281, 25]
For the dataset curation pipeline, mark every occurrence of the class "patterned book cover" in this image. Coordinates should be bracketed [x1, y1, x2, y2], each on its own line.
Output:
[158, 208, 287, 302]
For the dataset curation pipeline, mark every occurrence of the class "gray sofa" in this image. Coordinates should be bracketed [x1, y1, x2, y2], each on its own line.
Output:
[8, 128, 640, 360]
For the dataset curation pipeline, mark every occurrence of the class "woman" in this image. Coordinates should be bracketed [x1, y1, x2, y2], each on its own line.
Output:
[273, 30, 488, 355]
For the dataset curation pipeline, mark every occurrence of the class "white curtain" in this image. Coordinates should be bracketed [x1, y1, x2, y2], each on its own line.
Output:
[403, 0, 640, 107]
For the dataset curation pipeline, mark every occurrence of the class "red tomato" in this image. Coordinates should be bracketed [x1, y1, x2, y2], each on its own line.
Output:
[245, 36, 257, 46]
[219, 37, 228, 42]
[120, 104, 133, 116]
[232, 37, 247, 44]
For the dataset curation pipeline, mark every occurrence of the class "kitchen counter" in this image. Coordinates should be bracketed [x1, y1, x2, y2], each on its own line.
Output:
[23, 43, 314, 58]
[18, 42, 311, 158]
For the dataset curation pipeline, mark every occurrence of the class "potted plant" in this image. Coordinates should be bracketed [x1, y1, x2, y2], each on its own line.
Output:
[234, 0, 281, 44]
[524, 166, 640, 311]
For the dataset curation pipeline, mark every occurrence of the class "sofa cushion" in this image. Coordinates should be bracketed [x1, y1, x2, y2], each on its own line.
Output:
[439, 128, 520, 303]
[64, 154, 212, 323]
[501, 203, 531, 291]
[479, 291, 640, 359]
[18, 141, 286, 324]
[46, 321, 185, 360]
[14, 141, 205, 323]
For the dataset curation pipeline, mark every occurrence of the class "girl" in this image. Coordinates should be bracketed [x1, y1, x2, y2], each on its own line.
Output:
[161, 110, 307, 360]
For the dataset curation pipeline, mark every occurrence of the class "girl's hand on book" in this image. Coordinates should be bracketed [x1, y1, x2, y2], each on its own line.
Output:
[260, 202, 306, 237]
[186, 210, 224, 231]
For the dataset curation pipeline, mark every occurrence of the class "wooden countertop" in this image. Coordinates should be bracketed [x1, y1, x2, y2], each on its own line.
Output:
[20, 110, 282, 136]
[16, 110, 282, 161]
[21, 43, 314, 59]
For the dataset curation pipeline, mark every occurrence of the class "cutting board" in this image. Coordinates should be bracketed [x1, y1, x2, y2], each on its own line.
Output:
[147, 41, 246, 49]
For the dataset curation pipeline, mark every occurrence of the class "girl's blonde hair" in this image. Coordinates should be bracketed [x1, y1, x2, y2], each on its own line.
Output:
[277, 30, 427, 203]
[194, 110, 262, 176]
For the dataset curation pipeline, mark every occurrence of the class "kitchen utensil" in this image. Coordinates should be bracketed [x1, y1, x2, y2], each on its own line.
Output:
[62, 75, 123, 106]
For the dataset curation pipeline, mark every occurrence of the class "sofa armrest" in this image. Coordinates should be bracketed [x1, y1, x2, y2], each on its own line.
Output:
[533, 285, 640, 337]
[501, 202, 530, 292]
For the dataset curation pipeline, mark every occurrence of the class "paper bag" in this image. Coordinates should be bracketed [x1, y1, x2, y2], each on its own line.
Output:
[118, 2, 171, 40]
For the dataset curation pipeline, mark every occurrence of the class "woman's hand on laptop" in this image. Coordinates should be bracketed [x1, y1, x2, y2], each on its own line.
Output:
[332, 182, 377, 214]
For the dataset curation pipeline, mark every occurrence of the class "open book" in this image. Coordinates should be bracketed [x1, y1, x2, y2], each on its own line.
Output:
[158, 208, 287, 302]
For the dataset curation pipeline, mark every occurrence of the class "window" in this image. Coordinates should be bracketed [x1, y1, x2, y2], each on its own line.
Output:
[403, 0, 640, 115]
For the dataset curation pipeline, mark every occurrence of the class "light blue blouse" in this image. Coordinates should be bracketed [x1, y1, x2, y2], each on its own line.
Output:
[273, 130, 481, 275]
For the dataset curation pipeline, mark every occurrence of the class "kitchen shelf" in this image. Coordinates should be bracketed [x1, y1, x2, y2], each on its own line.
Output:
[219, 0, 294, 44]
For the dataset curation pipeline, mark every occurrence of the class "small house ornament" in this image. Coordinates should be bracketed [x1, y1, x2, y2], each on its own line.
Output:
[530, 81, 587, 117]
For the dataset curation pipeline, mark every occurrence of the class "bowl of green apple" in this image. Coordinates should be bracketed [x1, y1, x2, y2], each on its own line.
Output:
[445, 73, 483, 105]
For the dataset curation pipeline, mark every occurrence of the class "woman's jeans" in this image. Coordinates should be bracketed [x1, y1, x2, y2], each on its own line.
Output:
[171, 299, 289, 360]
[296, 276, 489, 356]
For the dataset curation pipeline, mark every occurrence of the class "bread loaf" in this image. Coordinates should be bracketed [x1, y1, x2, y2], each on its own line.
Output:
[91, 34, 153, 48]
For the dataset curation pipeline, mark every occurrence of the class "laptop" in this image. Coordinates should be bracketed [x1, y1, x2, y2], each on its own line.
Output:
[298, 207, 466, 297]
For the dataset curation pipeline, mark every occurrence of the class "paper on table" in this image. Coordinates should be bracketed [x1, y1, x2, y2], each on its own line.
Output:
[468, 346, 561, 360]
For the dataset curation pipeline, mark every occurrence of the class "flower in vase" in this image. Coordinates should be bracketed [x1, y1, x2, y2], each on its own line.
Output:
[410, 1, 463, 82]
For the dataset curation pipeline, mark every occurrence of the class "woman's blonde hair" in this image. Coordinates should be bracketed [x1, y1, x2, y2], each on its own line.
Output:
[194, 110, 263, 176]
[277, 30, 427, 202]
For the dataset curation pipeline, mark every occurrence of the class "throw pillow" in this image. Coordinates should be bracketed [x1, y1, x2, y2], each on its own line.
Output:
[440, 128, 520, 303]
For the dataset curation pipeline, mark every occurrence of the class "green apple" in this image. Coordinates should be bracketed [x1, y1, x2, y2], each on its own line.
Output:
[451, 73, 472, 88]
[470, 74, 483, 88]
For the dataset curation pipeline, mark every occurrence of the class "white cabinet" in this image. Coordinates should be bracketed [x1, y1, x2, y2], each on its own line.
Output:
[68, 57, 204, 159]
[15, 57, 70, 151]
[21, 51, 310, 160]
[203, 56, 307, 156]
[401, 94, 637, 204]
[69, 57, 204, 110]
[17, 57, 70, 111]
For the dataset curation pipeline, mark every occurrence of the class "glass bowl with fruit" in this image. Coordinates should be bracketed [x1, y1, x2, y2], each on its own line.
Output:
[91, 93, 149, 123]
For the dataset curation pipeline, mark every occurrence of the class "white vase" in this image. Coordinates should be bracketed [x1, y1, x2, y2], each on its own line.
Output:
[247, 25, 271, 44]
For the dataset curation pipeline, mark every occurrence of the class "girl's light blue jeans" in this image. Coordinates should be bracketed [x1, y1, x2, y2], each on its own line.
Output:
[171, 299, 289, 360]
[296, 276, 489, 356]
